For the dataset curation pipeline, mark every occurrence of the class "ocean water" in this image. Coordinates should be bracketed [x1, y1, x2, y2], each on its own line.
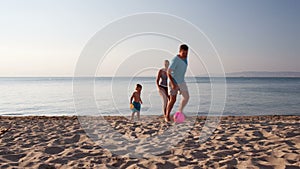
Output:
[0, 77, 299, 116]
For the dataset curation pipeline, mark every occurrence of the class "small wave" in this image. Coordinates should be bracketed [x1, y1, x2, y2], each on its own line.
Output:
[0, 113, 24, 116]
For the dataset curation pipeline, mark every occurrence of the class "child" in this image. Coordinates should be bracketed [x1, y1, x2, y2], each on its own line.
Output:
[129, 84, 143, 121]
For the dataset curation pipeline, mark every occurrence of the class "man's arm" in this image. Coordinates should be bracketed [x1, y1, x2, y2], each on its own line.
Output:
[167, 68, 177, 89]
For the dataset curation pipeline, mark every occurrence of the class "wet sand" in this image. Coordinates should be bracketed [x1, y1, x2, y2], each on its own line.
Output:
[0, 115, 299, 168]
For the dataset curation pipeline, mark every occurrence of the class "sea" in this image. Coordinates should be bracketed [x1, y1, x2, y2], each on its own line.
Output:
[0, 77, 299, 116]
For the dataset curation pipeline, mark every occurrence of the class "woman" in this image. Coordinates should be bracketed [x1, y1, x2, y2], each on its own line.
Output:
[156, 60, 170, 117]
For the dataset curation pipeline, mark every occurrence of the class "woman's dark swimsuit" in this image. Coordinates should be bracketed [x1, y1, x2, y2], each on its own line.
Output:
[158, 69, 169, 99]
[159, 85, 168, 97]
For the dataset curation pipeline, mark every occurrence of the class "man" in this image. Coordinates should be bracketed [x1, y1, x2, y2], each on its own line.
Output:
[165, 44, 189, 122]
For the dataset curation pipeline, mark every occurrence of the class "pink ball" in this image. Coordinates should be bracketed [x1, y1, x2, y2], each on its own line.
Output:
[173, 112, 185, 123]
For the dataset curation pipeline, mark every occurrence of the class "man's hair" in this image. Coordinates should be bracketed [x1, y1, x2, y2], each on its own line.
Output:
[179, 44, 189, 51]
[136, 84, 142, 88]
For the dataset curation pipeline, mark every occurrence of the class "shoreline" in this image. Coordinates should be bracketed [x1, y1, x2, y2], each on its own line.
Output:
[1, 114, 299, 117]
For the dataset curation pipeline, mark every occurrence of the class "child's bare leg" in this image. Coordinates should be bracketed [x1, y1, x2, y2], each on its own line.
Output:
[131, 112, 135, 121]
[137, 111, 140, 121]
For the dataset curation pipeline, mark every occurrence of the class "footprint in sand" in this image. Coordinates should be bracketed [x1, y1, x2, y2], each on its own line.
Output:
[2, 154, 26, 163]
[44, 146, 65, 155]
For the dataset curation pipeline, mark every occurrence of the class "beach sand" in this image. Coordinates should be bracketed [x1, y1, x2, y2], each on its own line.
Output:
[0, 115, 299, 168]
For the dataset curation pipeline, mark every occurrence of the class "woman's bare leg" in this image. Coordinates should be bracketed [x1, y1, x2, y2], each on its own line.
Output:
[158, 87, 168, 116]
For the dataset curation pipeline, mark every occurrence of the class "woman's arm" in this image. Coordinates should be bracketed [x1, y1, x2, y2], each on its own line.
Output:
[156, 70, 161, 87]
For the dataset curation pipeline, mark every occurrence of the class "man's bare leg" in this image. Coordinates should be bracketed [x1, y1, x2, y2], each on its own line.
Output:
[178, 90, 189, 112]
[165, 94, 177, 122]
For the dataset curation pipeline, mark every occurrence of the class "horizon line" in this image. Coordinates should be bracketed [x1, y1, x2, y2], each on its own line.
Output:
[1, 71, 300, 78]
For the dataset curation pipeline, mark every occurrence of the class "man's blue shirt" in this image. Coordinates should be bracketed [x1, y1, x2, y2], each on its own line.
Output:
[169, 55, 188, 84]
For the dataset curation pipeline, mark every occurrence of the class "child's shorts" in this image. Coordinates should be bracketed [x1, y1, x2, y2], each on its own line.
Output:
[131, 101, 141, 112]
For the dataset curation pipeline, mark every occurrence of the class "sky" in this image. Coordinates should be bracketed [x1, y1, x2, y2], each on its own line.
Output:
[0, 0, 299, 77]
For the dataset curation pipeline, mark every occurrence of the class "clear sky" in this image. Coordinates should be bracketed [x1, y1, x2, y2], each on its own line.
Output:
[0, 0, 299, 77]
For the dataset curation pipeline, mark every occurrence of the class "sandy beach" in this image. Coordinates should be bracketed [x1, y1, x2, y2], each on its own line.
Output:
[0, 115, 299, 169]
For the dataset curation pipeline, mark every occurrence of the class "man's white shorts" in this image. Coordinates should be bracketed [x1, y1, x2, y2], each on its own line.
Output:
[169, 82, 188, 96]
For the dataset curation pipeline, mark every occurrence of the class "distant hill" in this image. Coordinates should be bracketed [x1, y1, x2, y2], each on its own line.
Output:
[200, 71, 300, 77]
[225, 71, 300, 77]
